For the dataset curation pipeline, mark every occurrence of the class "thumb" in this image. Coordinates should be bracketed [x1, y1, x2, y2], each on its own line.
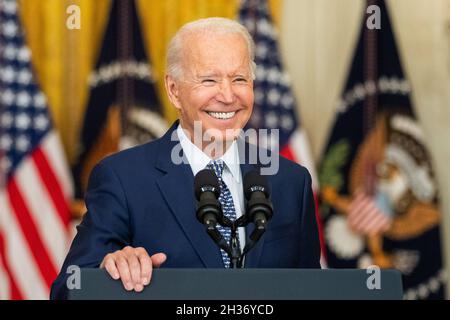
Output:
[151, 253, 167, 268]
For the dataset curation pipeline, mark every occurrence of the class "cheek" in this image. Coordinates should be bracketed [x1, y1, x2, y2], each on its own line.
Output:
[189, 91, 218, 112]
[178, 85, 210, 109]
[237, 87, 254, 108]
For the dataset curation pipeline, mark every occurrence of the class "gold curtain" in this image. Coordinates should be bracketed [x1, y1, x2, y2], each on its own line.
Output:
[19, 0, 111, 164]
[19, 0, 281, 164]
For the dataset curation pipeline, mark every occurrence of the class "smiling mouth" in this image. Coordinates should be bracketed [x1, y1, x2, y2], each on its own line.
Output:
[206, 111, 237, 120]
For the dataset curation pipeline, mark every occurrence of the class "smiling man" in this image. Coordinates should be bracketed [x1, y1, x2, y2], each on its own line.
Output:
[165, 21, 254, 153]
[51, 18, 320, 300]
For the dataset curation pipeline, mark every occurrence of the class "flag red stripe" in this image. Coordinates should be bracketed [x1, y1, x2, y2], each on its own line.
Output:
[349, 195, 370, 216]
[7, 179, 57, 289]
[0, 230, 23, 300]
[348, 194, 391, 235]
[352, 206, 379, 230]
[32, 148, 70, 228]
[349, 199, 373, 225]
[365, 214, 390, 235]
[280, 144, 296, 162]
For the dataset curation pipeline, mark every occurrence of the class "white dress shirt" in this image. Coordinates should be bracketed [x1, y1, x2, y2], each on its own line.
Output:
[177, 124, 246, 250]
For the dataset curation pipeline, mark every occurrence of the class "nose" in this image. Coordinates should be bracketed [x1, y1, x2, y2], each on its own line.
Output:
[216, 79, 236, 105]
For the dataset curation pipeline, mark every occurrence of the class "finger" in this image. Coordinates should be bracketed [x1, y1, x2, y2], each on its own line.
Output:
[136, 248, 152, 286]
[103, 256, 120, 280]
[151, 253, 167, 268]
[125, 251, 143, 292]
[116, 254, 133, 291]
[146, 253, 167, 285]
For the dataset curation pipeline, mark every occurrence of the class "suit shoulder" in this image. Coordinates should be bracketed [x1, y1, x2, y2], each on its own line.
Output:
[246, 141, 311, 182]
[97, 137, 162, 171]
[278, 154, 311, 180]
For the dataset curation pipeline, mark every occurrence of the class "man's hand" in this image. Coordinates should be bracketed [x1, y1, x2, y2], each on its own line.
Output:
[100, 246, 166, 292]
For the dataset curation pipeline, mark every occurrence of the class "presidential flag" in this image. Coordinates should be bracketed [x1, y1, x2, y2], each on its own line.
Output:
[238, 0, 325, 265]
[319, 0, 445, 299]
[72, 0, 166, 204]
[0, 0, 73, 299]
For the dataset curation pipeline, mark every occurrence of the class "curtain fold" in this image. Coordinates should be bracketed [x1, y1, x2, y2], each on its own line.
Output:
[19, 0, 112, 163]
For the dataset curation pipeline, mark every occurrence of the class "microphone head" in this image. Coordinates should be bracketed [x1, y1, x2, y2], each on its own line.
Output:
[243, 170, 270, 200]
[194, 169, 221, 200]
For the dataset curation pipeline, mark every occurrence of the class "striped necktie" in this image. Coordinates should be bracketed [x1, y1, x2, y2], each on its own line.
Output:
[207, 159, 240, 268]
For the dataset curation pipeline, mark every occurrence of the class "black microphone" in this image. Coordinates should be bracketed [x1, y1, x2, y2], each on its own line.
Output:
[194, 169, 222, 228]
[194, 169, 231, 254]
[244, 170, 273, 230]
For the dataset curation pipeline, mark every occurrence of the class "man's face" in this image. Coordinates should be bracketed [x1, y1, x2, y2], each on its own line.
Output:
[165, 32, 254, 143]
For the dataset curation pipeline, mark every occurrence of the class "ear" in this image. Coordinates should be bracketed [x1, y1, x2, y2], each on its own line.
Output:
[164, 74, 182, 110]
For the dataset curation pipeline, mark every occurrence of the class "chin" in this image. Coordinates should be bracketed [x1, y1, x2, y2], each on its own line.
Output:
[201, 126, 235, 142]
[206, 120, 247, 138]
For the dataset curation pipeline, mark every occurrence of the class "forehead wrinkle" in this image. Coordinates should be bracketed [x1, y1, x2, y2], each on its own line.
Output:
[179, 32, 250, 79]
[196, 56, 250, 79]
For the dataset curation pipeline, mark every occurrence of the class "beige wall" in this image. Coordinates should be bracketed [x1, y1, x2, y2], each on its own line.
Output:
[279, 0, 450, 296]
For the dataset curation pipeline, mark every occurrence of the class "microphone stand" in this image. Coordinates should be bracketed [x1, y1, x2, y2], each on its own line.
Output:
[236, 216, 267, 268]
[223, 217, 242, 269]
[200, 213, 268, 269]
[202, 219, 231, 258]
[228, 216, 268, 269]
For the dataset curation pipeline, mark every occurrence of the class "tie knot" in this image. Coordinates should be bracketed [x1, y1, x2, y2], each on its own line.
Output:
[207, 159, 224, 178]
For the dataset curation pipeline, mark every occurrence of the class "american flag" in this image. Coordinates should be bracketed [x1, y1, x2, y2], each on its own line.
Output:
[0, 0, 72, 299]
[238, 0, 326, 265]
[347, 191, 392, 236]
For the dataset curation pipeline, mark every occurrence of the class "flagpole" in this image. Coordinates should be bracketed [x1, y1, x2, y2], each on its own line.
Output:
[363, 0, 378, 197]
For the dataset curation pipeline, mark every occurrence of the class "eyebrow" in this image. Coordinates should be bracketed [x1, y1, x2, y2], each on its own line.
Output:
[198, 74, 219, 78]
[197, 72, 249, 79]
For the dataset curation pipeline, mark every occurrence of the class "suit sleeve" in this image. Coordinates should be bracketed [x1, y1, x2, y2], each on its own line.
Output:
[298, 167, 321, 268]
[50, 161, 131, 299]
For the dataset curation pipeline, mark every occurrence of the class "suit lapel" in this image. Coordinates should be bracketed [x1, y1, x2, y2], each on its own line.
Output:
[155, 122, 223, 268]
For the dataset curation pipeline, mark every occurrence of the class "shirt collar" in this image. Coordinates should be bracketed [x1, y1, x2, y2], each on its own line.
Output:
[177, 124, 241, 183]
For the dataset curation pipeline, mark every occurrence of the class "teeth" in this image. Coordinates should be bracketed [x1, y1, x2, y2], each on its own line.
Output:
[207, 111, 236, 120]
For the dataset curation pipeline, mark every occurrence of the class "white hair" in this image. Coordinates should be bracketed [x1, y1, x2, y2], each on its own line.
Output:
[166, 17, 256, 80]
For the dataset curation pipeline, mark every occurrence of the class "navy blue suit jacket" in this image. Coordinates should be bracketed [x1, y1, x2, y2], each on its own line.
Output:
[51, 122, 320, 299]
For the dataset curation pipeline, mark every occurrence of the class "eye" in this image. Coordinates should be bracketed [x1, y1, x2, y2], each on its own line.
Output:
[234, 77, 248, 83]
[201, 79, 217, 85]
